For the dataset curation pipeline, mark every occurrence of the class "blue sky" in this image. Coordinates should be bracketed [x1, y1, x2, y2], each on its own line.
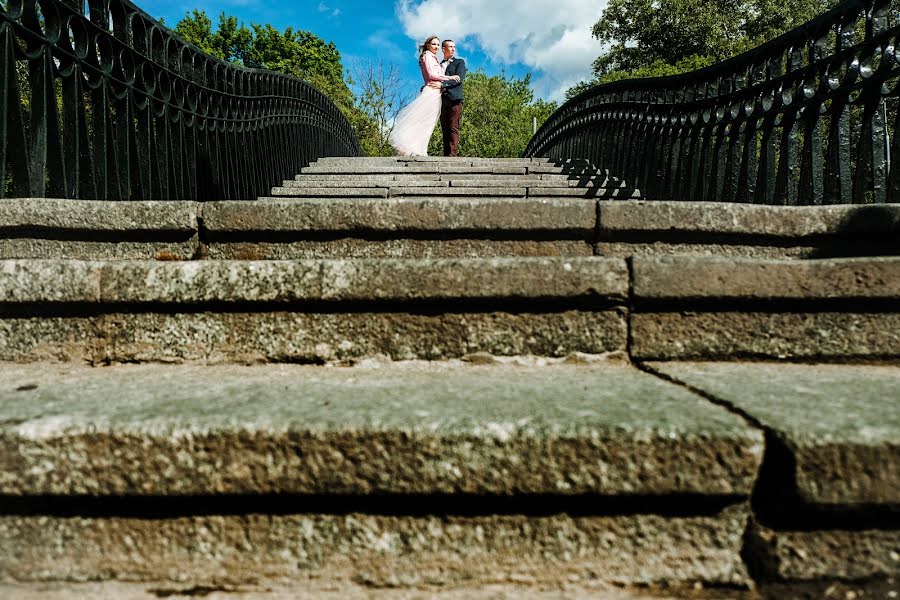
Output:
[135, 0, 609, 103]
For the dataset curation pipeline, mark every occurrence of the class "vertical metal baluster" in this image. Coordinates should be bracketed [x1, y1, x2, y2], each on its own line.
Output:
[0, 27, 31, 198]
[798, 102, 825, 205]
[887, 99, 900, 203]
[695, 124, 714, 200]
[710, 122, 728, 201]
[853, 83, 888, 203]
[736, 118, 758, 203]
[31, 48, 67, 197]
[825, 97, 852, 203]
[775, 108, 800, 205]
[62, 65, 93, 198]
[755, 114, 778, 204]
[134, 95, 153, 200]
[115, 91, 133, 199]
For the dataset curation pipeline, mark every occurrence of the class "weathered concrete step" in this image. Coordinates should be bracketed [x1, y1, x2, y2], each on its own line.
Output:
[630, 256, 900, 361]
[268, 187, 532, 198]
[267, 189, 633, 199]
[0, 362, 762, 497]
[0, 257, 628, 363]
[301, 164, 532, 175]
[598, 201, 900, 258]
[204, 197, 597, 259]
[284, 177, 616, 188]
[4, 200, 899, 262]
[0, 361, 757, 586]
[0, 580, 769, 600]
[0, 507, 751, 587]
[293, 173, 617, 184]
[0, 199, 199, 260]
[533, 187, 641, 198]
[647, 362, 899, 507]
[646, 361, 900, 582]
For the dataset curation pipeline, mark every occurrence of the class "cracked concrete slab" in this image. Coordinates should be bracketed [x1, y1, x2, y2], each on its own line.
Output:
[647, 362, 900, 506]
[0, 362, 762, 496]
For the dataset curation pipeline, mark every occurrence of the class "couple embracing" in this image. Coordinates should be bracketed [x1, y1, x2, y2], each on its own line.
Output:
[389, 36, 466, 157]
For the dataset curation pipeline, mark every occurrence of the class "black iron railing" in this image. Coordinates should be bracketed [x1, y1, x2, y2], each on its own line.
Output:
[526, 0, 900, 204]
[0, 0, 359, 201]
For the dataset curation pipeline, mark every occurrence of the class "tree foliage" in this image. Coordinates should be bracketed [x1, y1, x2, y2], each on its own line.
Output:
[173, 10, 361, 141]
[569, 0, 836, 94]
[427, 70, 557, 157]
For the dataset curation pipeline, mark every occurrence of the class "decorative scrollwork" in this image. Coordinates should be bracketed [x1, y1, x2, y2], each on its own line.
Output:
[0, 0, 360, 200]
[525, 0, 900, 204]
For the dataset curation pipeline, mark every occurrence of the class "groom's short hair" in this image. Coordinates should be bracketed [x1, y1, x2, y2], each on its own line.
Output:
[442, 39, 454, 47]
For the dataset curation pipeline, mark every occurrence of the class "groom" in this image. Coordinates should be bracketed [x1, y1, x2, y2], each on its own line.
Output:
[439, 39, 466, 156]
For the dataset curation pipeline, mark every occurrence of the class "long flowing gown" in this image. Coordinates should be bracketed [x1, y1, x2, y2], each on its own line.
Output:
[389, 52, 451, 156]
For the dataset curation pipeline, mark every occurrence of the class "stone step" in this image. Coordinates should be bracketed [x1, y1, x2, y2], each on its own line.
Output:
[269, 188, 633, 199]
[0, 257, 630, 364]
[0, 198, 199, 261]
[0, 360, 761, 586]
[284, 177, 607, 188]
[204, 197, 597, 259]
[301, 164, 531, 175]
[597, 200, 900, 258]
[1, 256, 897, 363]
[269, 187, 531, 198]
[300, 163, 605, 176]
[629, 255, 900, 361]
[3, 200, 899, 261]
[292, 173, 614, 184]
[0, 360, 896, 586]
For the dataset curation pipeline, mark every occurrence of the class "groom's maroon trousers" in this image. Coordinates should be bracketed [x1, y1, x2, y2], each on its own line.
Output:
[440, 97, 463, 157]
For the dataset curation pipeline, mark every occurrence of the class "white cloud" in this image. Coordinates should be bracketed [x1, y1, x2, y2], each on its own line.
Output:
[396, 0, 608, 101]
[318, 1, 341, 19]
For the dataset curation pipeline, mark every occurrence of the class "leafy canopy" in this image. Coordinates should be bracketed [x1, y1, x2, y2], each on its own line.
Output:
[428, 70, 557, 158]
[568, 0, 835, 96]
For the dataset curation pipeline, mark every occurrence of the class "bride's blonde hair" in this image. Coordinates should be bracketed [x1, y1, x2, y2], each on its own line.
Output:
[419, 35, 440, 57]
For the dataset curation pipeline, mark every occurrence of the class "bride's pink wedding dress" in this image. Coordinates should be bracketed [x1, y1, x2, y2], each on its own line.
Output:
[389, 51, 451, 156]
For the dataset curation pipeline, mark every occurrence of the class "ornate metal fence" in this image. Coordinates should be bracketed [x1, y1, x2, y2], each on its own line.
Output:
[526, 0, 900, 204]
[0, 0, 360, 201]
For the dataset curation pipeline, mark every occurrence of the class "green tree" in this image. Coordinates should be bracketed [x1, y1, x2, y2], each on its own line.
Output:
[173, 10, 368, 148]
[427, 70, 557, 157]
[568, 0, 835, 94]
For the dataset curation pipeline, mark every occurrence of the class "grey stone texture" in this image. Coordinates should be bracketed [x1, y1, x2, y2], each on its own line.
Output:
[269, 187, 390, 197]
[0, 257, 627, 304]
[0, 363, 763, 496]
[0, 199, 199, 260]
[596, 201, 900, 259]
[202, 198, 596, 235]
[0, 506, 752, 586]
[0, 199, 199, 232]
[632, 256, 900, 301]
[0, 310, 627, 363]
[631, 312, 900, 361]
[0, 581, 735, 600]
[208, 239, 594, 260]
[535, 188, 641, 198]
[748, 522, 900, 580]
[0, 257, 629, 362]
[649, 362, 900, 507]
[388, 186, 527, 197]
[598, 201, 900, 237]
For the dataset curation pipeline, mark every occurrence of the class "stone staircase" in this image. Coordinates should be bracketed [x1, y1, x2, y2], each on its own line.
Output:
[0, 157, 898, 598]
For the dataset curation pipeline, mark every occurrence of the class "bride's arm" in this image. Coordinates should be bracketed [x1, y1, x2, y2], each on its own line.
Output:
[422, 54, 451, 82]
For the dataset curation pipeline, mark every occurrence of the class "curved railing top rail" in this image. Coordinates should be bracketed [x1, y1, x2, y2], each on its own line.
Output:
[525, 0, 900, 205]
[1, 0, 360, 200]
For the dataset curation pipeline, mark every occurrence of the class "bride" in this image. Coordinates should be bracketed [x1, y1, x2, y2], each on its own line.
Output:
[389, 36, 460, 156]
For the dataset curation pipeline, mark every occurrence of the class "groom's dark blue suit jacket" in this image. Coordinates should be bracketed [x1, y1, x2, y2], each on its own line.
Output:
[441, 57, 466, 102]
